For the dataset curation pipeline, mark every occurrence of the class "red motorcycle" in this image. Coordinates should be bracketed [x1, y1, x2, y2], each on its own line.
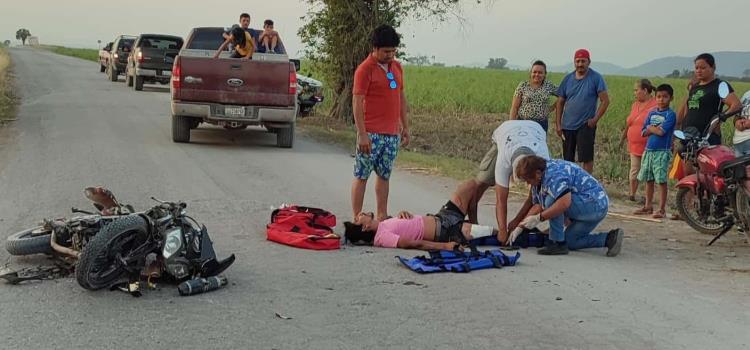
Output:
[674, 84, 749, 245]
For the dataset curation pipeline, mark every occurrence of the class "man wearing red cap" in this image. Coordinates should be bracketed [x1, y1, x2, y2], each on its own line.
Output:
[555, 49, 610, 174]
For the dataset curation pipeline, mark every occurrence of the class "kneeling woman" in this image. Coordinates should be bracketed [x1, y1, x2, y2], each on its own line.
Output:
[512, 155, 624, 256]
[344, 181, 497, 251]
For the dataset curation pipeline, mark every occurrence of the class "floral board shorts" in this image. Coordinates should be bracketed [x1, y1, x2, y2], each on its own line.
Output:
[354, 133, 401, 180]
[637, 149, 671, 184]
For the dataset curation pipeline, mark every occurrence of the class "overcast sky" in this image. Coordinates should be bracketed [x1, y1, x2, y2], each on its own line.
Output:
[1, 0, 747, 67]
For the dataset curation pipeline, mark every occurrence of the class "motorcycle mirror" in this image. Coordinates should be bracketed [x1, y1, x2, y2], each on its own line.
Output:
[718, 81, 730, 99]
[673, 130, 686, 140]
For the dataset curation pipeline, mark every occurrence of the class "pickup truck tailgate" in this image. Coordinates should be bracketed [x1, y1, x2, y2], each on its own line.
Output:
[177, 56, 293, 107]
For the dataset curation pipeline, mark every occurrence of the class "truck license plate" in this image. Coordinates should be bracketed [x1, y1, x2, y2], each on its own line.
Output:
[225, 106, 245, 117]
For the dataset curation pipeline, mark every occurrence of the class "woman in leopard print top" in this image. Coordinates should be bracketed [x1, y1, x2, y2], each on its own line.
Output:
[509, 60, 558, 131]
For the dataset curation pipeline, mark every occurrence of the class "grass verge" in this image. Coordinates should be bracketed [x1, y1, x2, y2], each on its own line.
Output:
[0, 47, 17, 124]
[41, 45, 98, 62]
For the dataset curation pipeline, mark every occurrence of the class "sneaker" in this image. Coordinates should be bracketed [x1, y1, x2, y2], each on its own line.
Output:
[538, 241, 569, 255]
[606, 228, 624, 257]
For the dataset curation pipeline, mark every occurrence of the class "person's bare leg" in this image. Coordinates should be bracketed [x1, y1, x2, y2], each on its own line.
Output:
[271, 36, 278, 52]
[375, 176, 390, 220]
[451, 180, 480, 215]
[658, 183, 668, 214]
[644, 181, 655, 210]
[262, 36, 270, 52]
[629, 179, 638, 197]
[351, 178, 368, 219]
[467, 180, 491, 224]
[582, 161, 594, 174]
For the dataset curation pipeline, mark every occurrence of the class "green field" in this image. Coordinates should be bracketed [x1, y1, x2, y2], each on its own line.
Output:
[0, 47, 15, 123]
[306, 64, 750, 186]
[43, 46, 98, 62]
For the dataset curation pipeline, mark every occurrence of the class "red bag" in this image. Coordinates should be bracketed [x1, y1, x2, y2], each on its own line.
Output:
[266, 206, 340, 250]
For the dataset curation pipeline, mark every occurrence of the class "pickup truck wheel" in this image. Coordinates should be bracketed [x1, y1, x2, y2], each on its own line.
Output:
[108, 64, 117, 82]
[172, 116, 191, 143]
[134, 75, 144, 91]
[276, 123, 295, 148]
[100, 64, 106, 73]
[125, 73, 133, 87]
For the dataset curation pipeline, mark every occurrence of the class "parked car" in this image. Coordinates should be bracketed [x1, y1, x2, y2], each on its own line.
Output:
[98, 42, 113, 73]
[296, 73, 324, 117]
[125, 34, 183, 91]
[103, 35, 136, 82]
[170, 27, 299, 148]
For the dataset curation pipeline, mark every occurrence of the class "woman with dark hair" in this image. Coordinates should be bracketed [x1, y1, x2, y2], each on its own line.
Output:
[511, 155, 624, 256]
[620, 79, 657, 203]
[678, 53, 742, 145]
[509, 60, 558, 131]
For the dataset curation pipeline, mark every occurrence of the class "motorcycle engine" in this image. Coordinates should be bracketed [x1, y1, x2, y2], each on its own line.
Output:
[165, 257, 191, 280]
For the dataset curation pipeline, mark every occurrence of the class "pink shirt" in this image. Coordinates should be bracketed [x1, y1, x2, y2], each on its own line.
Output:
[374, 216, 425, 248]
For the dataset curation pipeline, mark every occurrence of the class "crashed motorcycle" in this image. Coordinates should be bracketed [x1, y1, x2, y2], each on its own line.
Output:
[75, 197, 235, 291]
[4, 187, 133, 258]
[673, 83, 750, 245]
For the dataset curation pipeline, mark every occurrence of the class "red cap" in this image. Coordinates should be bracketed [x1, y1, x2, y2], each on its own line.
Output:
[574, 49, 590, 60]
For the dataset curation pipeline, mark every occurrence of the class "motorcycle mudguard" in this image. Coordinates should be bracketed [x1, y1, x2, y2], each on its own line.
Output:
[198, 225, 217, 261]
[675, 174, 698, 191]
[200, 254, 236, 277]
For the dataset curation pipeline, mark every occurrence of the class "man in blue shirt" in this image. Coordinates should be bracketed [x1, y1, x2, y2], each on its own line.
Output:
[555, 49, 610, 174]
[634, 84, 676, 219]
[509, 155, 624, 256]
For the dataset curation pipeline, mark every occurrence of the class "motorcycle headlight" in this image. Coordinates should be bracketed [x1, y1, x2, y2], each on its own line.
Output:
[162, 228, 183, 259]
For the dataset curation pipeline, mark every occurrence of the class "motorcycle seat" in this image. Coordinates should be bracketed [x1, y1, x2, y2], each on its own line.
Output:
[720, 154, 750, 179]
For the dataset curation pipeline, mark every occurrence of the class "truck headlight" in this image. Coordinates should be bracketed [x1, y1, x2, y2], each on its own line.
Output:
[162, 228, 183, 259]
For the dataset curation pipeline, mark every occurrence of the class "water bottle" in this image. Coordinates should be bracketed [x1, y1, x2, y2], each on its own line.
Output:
[178, 276, 228, 296]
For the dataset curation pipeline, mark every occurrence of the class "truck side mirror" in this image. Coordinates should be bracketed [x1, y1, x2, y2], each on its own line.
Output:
[290, 59, 301, 72]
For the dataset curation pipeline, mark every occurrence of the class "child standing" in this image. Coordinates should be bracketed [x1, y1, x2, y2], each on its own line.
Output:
[259, 19, 280, 53]
[634, 84, 676, 219]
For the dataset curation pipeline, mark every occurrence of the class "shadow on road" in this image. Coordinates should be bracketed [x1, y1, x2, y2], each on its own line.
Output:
[140, 85, 170, 93]
[189, 126, 281, 149]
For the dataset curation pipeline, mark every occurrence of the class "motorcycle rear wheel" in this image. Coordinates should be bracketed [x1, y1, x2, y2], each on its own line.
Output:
[676, 187, 725, 235]
[76, 215, 148, 291]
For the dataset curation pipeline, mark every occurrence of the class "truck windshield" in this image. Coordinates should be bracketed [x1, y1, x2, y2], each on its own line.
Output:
[188, 29, 226, 50]
[140, 37, 183, 50]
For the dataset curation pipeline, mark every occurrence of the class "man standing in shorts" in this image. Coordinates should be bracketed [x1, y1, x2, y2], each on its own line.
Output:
[471, 120, 549, 244]
[351, 25, 409, 221]
[555, 49, 610, 174]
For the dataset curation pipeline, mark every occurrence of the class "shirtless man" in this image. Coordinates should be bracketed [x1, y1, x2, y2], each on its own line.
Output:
[344, 181, 498, 251]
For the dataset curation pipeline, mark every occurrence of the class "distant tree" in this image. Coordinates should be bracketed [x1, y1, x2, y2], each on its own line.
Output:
[666, 69, 680, 78]
[681, 69, 694, 79]
[15, 29, 31, 45]
[743, 68, 750, 78]
[406, 55, 432, 66]
[486, 57, 508, 70]
[432, 62, 445, 67]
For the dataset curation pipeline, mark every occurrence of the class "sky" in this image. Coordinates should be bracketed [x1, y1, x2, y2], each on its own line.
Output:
[1, 0, 747, 68]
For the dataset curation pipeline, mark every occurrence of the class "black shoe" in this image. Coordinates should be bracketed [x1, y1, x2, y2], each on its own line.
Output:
[538, 241, 569, 255]
[606, 229, 624, 257]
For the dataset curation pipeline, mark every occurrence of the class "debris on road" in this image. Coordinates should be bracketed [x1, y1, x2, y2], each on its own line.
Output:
[275, 312, 293, 320]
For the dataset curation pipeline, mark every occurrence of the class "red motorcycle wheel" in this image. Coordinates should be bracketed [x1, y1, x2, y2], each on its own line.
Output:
[676, 187, 725, 235]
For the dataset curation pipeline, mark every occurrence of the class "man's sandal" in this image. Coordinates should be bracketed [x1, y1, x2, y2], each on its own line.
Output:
[652, 210, 666, 219]
[633, 207, 653, 215]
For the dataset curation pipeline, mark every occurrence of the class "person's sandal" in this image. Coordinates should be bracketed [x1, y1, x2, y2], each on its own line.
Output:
[633, 207, 653, 215]
[652, 210, 665, 219]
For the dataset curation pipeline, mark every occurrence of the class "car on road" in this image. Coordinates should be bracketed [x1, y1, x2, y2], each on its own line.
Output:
[98, 41, 113, 73]
[170, 27, 299, 148]
[102, 35, 136, 82]
[296, 73, 324, 117]
[125, 34, 183, 91]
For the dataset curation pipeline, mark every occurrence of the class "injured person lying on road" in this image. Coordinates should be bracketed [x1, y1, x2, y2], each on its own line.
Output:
[344, 180, 504, 251]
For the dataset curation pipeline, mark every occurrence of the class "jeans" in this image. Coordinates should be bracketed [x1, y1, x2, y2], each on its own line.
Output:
[734, 139, 750, 157]
[545, 195, 609, 250]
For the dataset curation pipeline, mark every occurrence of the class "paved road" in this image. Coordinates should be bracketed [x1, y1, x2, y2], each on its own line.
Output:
[0, 48, 748, 350]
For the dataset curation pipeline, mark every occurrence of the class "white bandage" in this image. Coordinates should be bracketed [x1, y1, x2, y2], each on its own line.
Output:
[469, 224, 495, 239]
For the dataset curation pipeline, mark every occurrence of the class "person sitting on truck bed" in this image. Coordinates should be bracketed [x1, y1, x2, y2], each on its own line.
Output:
[215, 26, 255, 59]
[258, 19, 281, 54]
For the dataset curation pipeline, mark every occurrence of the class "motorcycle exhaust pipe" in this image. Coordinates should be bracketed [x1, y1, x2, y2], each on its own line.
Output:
[178, 276, 228, 296]
[50, 229, 80, 258]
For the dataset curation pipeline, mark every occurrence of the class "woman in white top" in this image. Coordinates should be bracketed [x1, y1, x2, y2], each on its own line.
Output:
[733, 91, 750, 156]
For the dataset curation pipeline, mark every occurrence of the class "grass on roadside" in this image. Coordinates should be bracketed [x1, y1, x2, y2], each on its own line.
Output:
[41, 45, 98, 62]
[0, 47, 17, 124]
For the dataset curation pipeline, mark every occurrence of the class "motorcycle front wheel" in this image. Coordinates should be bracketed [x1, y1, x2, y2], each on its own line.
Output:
[76, 215, 148, 290]
[676, 187, 725, 235]
[5, 226, 53, 256]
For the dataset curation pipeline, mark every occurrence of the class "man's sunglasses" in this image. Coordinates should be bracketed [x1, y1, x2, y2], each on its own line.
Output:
[386, 72, 397, 90]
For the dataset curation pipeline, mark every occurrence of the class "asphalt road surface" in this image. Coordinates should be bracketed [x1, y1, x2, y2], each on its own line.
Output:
[0, 48, 748, 350]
